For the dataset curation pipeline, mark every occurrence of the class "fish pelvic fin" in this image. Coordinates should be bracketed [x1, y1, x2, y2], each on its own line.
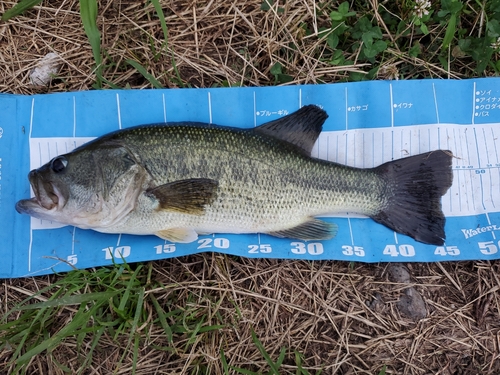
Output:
[268, 218, 338, 241]
[155, 228, 198, 243]
[254, 105, 328, 155]
[147, 178, 218, 215]
[372, 150, 453, 246]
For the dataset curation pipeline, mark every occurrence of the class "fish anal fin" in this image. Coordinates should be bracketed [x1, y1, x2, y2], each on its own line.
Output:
[147, 178, 218, 215]
[254, 105, 328, 155]
[372, 150, 453, 245]
[268, 218, 338, 241]
[155, 228, 198, 243]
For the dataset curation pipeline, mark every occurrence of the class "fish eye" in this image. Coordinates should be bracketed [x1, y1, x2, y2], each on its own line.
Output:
[51, 156, 68, 173]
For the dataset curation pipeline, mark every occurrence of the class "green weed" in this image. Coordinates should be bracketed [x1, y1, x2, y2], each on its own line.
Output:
[0, 0, 42, 21]
[150, 0, 184, 87]
[79, 0, 102, 88]
[312, 0, 500, 79]
[126, 59, 164, 88]
[223, 330, 324, 375]
[270, 62, 294, 84]
[0, 263, 224, 374]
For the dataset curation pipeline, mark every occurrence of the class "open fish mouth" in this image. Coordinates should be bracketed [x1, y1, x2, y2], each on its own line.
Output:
[31, 170, 62, 210]
[16, 171, 65, 214]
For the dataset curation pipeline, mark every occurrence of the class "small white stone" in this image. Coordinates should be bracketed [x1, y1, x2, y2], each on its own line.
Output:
[30, 52, 62, 86]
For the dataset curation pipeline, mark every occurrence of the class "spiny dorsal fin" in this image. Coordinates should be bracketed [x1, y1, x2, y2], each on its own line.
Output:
[254, 105, 328, 155]
[268, 218, 338, 241]
[147, 178, 218, 215]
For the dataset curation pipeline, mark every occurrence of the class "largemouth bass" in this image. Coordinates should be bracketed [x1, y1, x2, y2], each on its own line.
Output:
[16, 105, 453, 245]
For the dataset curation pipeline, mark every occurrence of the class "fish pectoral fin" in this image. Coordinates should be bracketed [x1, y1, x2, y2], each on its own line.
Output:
[253, 105, 328, 155]
[267, 218, 338, 241]
[147, 178, 218, 215]
[155, 228, 199, 243]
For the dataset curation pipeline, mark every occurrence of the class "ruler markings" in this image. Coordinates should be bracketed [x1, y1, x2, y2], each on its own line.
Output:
[362, 132, 365, 168]
[485, 213, 497, 240]
[73, 96, 77, 137]
[473, 127, 481, 167]
[481, 127, 495, 210]
[345, 87, 348, 131]
[72, 227, 76, 255]
[347, 217, 354, 246]
[492, 127, 499, 164]
[432, 82, 440, 124]
[353, 133, 356, 167]
[326, 136, 330, 162]
[460, 128, 470, 212]
[427, 127, 431, 152]
[446, 127, 453, 212]
[208, 92, 212, 124]
[344, 133, 348, 165]
[116, 93, 122, 129]
[389, 83, 394, 128]
[253, 91, 256, 127]
[482, 128, 490, 165]
[162, 93, 167, 122]
[473, 128, 486, 210]
[465, 128, 477, 213]
[335, 134, 339, 163]
[381, 132, 385, 163]
[18, 82, 500, 277]
[393, 231, 399, 245]
[452, 128, 462, 212]
[391, 130, 394, 160]
[418, 128, 421, 154]
[409, 128, 412, 155]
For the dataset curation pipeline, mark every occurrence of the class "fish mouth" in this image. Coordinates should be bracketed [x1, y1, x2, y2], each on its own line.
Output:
[16, 170, 66, 215]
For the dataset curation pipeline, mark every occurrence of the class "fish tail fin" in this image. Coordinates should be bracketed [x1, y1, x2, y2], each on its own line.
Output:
[371, 150, 453, 245]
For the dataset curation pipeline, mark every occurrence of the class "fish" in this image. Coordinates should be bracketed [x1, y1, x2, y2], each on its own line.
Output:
[15, 105, 453, 245]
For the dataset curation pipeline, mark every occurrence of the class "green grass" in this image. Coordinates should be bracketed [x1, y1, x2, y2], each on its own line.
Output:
[311, 0, 500, 80]
[0, 262, 225, 374]
[0, 0, 42, 21]
[0, 258, 342, 374]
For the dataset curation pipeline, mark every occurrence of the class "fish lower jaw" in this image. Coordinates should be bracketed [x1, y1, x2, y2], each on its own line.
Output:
[15, 198, 63, 222]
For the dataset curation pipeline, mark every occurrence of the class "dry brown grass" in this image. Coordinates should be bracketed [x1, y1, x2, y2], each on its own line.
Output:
[2, 0, 476, 94]
[1, 0, 500, 374]
[2, 256, 500, 374]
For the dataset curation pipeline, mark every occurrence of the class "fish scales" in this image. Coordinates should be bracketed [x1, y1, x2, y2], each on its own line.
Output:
[112, 124, 386, 234]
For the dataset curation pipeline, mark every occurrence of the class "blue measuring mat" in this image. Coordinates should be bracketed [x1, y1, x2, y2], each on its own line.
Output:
[1, 78, 499, 278]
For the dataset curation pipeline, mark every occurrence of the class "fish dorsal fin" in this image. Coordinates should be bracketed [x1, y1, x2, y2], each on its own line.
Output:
[155, 228, 199, 243]
[267, 218, 338, 241]
[254, 105, 328, 155]
[147, 178, 218, 215]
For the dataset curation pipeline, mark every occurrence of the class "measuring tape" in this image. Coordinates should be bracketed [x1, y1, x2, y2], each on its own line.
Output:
[1, 78, 499, 277]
